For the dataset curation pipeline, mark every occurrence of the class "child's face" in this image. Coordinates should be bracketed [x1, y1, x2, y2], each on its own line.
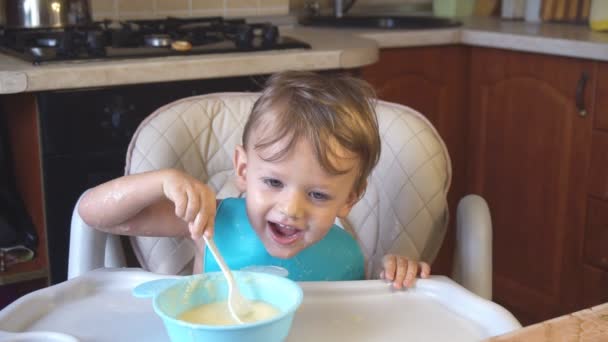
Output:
[233, 137, 360, 259]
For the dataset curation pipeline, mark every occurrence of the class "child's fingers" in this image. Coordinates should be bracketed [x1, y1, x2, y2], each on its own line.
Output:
[420, 262, 431, 278]
[187, 188, 216, 240]
[183, 188, 200, 222]
[202, 191, 216, 238]
[203, 219, 215, 238]
[403, 260, 418, 288]
[393, 257, 407, 289]
[383, 256, 431, 290]
[172, 192, 188, 219]
[199, 217, 214, 238]
[189, 213, 204, 240]
[382, 255, 397, 281]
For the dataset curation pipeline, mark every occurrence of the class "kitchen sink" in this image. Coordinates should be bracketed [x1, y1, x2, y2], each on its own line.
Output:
[299, 15, 461, 30]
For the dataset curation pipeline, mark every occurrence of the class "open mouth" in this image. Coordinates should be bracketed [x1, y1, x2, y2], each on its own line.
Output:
[268, 221, 303, 245]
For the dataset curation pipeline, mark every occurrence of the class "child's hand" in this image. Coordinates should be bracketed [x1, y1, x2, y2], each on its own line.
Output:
[380, 254, 431, 289]
[161, 169, 216, 240]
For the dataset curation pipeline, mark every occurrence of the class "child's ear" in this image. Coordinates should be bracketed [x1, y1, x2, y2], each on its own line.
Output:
[233, 145, 248, 192]
[337, 180, 366, 219]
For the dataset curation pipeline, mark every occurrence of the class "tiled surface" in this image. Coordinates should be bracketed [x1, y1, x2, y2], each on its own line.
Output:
[91, 0, 289, 20]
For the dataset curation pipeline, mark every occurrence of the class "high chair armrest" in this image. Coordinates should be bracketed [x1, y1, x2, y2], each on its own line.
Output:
[452, 194, 493, 300]
[68, 193, 126, 279]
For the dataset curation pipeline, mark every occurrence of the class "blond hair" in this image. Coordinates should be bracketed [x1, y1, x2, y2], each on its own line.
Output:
[242, 70, 381, 195]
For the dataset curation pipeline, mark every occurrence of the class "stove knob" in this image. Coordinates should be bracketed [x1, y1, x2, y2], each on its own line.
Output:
[57, 32, 75, 57]
[262, 25, 279, 47]
[235, 24, 253, 49]
[86, 31, 107, 56]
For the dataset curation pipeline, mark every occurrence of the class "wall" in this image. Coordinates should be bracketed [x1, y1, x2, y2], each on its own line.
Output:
[90, 0, 431, 20]
[91, 0, 290, 20]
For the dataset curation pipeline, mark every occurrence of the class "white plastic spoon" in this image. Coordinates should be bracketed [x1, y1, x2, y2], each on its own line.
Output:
[202, 235, 252, 324]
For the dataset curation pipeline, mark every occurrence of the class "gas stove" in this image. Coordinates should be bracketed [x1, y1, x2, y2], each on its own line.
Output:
[0, 17, 311, 64]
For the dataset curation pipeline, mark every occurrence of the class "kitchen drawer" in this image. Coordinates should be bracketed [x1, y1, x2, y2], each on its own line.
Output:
[584, 198, 608, 271]
[588, 131, 608, 200]
[596, 63, 608, 131]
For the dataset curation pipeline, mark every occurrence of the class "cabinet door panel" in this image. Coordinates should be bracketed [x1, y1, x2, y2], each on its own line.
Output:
[595, 62, 608, 130]
[582, 265, 608, 308]
[361, 46, 468, 275]
[588, 131, 608, 200]
[469, 48, 594, 323]
[584, 198, 608, 271]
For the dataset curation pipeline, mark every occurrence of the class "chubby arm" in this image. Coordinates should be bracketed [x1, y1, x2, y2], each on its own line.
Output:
[381, 254, 431, 289]
[78, 169, 217, 240]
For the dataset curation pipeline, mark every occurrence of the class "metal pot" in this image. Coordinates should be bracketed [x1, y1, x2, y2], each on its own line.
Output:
[1, 0, 92, 29]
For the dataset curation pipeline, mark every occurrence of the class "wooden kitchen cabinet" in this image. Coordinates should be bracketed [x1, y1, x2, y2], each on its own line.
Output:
[582, 66, 608, 310]
[0, 94, 49, 286]
[595, 62, 608, 131]
[362, 45, 607, 326]
[588, 131, 608, 200]
[582, 265, 608, 309]
[468, 47, 595, 324]
[589, 63, 608, 201]
[360, 46, 469, 275]
[584, 198, 608, 271]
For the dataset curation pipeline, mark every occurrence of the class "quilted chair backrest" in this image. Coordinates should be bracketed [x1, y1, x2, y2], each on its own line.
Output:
[125, 92, 451, 278]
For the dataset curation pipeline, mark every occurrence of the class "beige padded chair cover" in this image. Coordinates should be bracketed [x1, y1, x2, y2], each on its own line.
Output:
[125, 92, 451, 278]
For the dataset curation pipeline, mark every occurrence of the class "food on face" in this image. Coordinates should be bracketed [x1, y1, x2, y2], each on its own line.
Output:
[178, 300, 280, 325]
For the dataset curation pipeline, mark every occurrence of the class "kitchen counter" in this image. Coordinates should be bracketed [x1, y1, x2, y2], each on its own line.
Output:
[357, 17, 608, 61]
[0, 27, 379, 94]
[486, 302, 608, 341]
[2, 17, 608, 94]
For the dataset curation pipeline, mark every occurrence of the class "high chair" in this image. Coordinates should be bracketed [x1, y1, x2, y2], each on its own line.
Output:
[68, 92, 493, 300]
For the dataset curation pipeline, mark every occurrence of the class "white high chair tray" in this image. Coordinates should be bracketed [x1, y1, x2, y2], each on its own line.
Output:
[0, 268, 520, 342]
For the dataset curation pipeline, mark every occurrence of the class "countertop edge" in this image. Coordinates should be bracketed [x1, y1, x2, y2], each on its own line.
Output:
[3, 18, 608, 94]
[0, 72, 27, 94]
[460, 29, 608, 62]
[0, 28, 380, 94]
[21, 50, 363, 92]
[351, 18, 608, 61]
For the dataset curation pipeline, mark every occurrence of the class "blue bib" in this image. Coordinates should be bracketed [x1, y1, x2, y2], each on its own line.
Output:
[204, 198, 365, 281]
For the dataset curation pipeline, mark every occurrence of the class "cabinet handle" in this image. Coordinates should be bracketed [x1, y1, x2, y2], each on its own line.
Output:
[576, 72, 589, 117]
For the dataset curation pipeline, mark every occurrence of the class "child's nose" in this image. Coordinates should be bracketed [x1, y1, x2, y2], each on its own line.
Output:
[278, 191, 304, 219]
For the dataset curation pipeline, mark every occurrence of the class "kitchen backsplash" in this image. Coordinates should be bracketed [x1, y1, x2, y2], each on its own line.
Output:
[289, 0, 431, 12]
[91, 0, 290, 20]
[91, 0, 431, 20]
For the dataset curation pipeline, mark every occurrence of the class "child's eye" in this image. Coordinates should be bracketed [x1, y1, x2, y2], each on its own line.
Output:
[263, 178, 283, 188]
[309, 191, 329, 201]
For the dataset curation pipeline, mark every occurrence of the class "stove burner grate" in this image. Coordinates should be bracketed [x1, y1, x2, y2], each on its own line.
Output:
[0, 17, 310, 64]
